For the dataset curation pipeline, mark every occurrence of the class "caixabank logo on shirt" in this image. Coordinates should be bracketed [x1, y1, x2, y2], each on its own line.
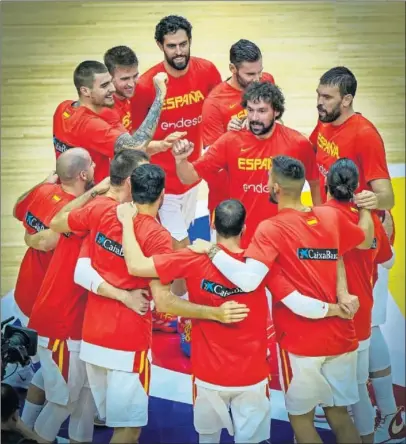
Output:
[201, 279, 245, 298]
[25, 211, 47, 232]
[95, 232, 124, 258]
[297, 248, 338, 260]
[53, 136, 74, 154]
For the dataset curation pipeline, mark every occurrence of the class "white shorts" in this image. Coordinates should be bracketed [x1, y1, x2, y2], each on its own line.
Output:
[193, 379, 271, 443]
[356, 339, 370, 384]
[277, 347, 359, 415]
[158, 185, 199, 242]
[372, 265, 389, 326]
[37, 339, 87, 406]
[86, 362, 150, 428]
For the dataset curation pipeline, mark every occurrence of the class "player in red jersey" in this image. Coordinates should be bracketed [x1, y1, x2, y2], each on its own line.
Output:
[99, 45, 140, 132]
[53, 61, 168, 183]
[131, 15, 221, 249]
[201, 39, 276, 237]
[116, 195, 360, 443]
[310, 66, 394, 210]
[173, 81, 321, 248]
[188, 156, 376, 443]
[10, 149, 96, 431]
[67, 164, 248, 444]
[324, 158, 394, 443]
[27, 151, 151, 442]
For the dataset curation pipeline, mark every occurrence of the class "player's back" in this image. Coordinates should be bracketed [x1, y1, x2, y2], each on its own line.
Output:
[14, 184, 74, 318]
[257, 206, 360, 356]
[82, 207, 173, 352]
[154, 246, 269, 387]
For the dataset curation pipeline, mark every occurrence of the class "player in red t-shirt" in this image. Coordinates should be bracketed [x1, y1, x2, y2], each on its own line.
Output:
[202, 39, 276, 237]
[27, 151, 150, 442]
[69, 164, 247, 443]
[116, 197, 354, 443]
[131, 15, 221, 250]
[324, 158, 394, 442]
[98, 45, 140, 132]
[10, 149, 96, 430]
[53, 60, 168, 183]
[173, 81, 321, 248]
[188, 156, 371, 443]
[310, 66, 394, 211]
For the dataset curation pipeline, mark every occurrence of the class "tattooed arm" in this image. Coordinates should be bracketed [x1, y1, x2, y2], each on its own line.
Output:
[114, 73, 168, 153]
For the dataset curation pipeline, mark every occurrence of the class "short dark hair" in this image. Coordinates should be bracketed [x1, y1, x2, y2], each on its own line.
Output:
[242, 81, 285, 120]
[103, 46, 138, 75]
[214, 199, 246, 238]
[327, 158, 359, 202]
[131, 164, 165, 204]
[230, 39, 262, 68]
[1, 383, 20, 421]
[272, 155, 305, 190]
[319, 66, 357, 98]
[110, 150, 149, 186]
[155, 15, 192, 44]
[73, 60, 108, 95]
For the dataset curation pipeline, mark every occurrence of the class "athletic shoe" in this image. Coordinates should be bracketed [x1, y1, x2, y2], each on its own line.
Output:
[375, 406, 406, 443]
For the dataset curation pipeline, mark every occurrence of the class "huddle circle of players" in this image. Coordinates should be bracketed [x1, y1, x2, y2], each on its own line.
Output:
[6, 13, 404, 444]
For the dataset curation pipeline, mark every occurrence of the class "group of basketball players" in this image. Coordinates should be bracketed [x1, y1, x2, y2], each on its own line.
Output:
[3, 12, 405, 444]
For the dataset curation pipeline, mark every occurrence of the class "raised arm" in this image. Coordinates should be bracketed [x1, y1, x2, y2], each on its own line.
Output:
[114, 73, 168, 153]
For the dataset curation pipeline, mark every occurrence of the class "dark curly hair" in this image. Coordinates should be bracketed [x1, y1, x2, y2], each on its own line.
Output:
[154, 15, 192, 44]
[242, 81, 285, 120]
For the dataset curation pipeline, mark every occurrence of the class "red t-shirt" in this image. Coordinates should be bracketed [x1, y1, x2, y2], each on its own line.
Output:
[99, 95, 133, 132]
[80, 207, 173, 352]
[131, 57, 222, 194]
[372, 213, 394, 286]
[201, 73, 275, 215]
[14, 184, 74, 317]
[324, 200, 387, 341]
[153, 246, 293, 387]
[193, 126, 319, 247]
[310, 113, 391, 202]
[53, 100, 127, 184]
[245, 206, 365, 356]
[28, 196, 114, 340]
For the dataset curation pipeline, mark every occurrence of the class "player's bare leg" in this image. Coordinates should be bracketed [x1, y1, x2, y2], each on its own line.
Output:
[323, 406, 361, 443]
[110, 426, 141, 444]
[288, 409, 323, 443]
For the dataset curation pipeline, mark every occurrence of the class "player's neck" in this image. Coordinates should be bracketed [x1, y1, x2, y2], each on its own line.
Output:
[331, 108, 355, 126]
[278, 198, 310, 213]
[216, 236, 243, 253]
[106, 186, 127, 203]
[228, 76, 243, 91]
[134, 202, 159, 218]
[79, 98, 103, 114]
[60, 182, 86, 198]
[163, 60, 190, 78]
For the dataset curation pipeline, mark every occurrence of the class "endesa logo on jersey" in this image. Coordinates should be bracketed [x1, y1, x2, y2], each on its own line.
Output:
[161, 115, 202, 131]
[243, 182, 269, 193]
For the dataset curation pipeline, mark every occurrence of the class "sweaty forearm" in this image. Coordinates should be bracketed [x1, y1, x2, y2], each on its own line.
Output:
[336, 257, 348, 300]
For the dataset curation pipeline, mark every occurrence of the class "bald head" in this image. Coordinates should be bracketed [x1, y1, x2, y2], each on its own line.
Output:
[56, 148, 92, 183]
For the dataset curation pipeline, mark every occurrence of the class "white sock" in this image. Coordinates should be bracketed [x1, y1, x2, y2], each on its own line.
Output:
[371, 374, 398, 417]
[21, 400, 44, 429]
[351, 383, 376, 436]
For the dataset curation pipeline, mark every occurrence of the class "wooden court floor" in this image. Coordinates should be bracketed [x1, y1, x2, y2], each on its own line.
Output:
[1, 1, 405, 294]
